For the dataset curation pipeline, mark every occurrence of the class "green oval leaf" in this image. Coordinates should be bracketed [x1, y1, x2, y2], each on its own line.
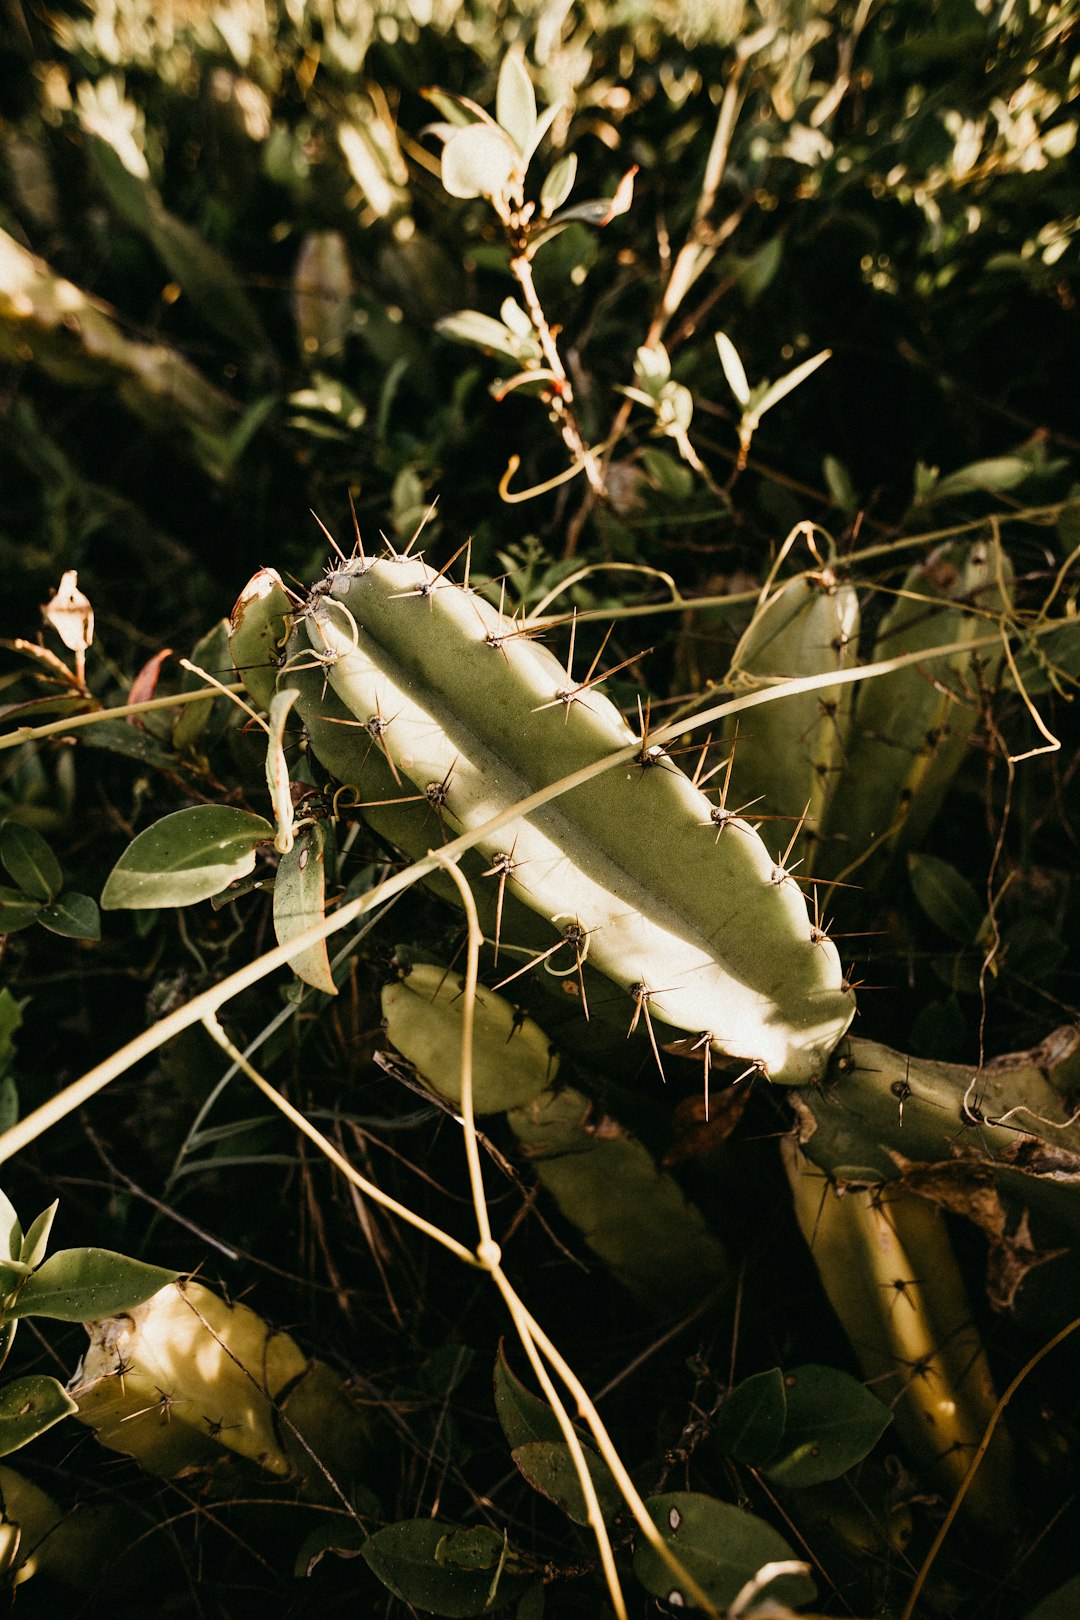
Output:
[0, 823, 62, 904]
[100, 806, 272, 910]
[511, 1440, 621, 1527]
[0, 1376, 77, 1458]
[714, 1368, 787, 1464]
[908, 853, 984, 944]
[9, 1249, 178, 1321]
[38, 892, 101, 941]
[763, 1365, 892, 1488]
[633, 1492, 815, 1611]
[362, 1519, 525, 1617]
[0, 888, 40, 934]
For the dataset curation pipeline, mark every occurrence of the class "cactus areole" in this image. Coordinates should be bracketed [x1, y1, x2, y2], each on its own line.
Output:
[233, 554, 855, 1085]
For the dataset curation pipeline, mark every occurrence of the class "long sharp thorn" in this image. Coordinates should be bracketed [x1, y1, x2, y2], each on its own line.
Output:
[582, 621, 615, 688]
[403, 497, 439, 558]
[566, 609, 578, 689]
[576, 955, 590, 1023]
[348, 490, 366, 562]
[690, 735, 713, 788]
[431, 537, 473, 587]
[493, 941, 564, 993]
[779, 801, 812, 871]
[493, 872, 506, 965]
[311, 509, 347, 562]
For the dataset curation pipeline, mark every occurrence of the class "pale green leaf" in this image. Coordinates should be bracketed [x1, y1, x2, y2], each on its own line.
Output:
[441, 125, 518, 201]
[19, 1201, 58, 1270]
[715, 332, 750, 407]
[540, 152, 577, 217]
[496, 50, 537, 156]
[752, 348, 831, 421]
[9, 1249, 177, 1321]
[0, 1192, 20, 1263]
[0, 1376, 77, 1458]
[100, 806, 272, 910]
[273, 822, 336, 994]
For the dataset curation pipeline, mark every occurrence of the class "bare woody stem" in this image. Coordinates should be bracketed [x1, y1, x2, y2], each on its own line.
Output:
[509, 250, 607, 498]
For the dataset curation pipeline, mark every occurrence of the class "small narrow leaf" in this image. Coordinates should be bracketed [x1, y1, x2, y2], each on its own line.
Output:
[273, 822, 337, 995]
[0, 823, 62, 904]
[19, 1201, 58, 1270]
[10, 1249, 177, 1322]
[933, 456, 1031, 502]
[38, 892, 101, 941]
[715, 332, 751, 407]
[101, 806, 272, 910]
[752, 348, 831, 421]
[540, 152, 577, 217]
[0, 1376, 77, 1457]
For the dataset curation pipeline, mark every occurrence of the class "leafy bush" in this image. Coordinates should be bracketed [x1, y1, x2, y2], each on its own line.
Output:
[1, 2, 1079, 1615]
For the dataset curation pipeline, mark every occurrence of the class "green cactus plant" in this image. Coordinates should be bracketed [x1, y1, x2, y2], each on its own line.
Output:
[231, 554, 855, 1087]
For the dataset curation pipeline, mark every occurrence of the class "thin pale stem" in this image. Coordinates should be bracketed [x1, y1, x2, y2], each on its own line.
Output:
[509, 1290, 723, 1618]
[509, 252, 605, 497]
[0, 681, 247, 751]
[201, 1014, 480, 1270]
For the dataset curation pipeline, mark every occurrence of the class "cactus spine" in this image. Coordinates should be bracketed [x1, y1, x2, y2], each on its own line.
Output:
[233, 553, 854, 1086]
